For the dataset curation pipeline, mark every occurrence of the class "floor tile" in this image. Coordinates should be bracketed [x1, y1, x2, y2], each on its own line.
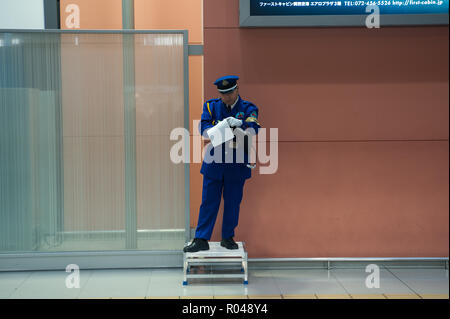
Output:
[350, 294, 386, 299]
[273, 269, 335, 281]
[273, 269, 348, 295]
[213, 284, 249, 297]
[146, 287, 184, 297]
[387, 268, 449, 280]
[77, 269, 150, 299]
[316, 294, 351, 299]
[214, 295, 248, 299]
[150, 269, 184, 279]
[384, 294, 421, 299]
[0, 271, 33, 299]
[386, 268, 449, 295]
[418, 294, 449, 299]
[180, 287, 215, 297]
[332, 268, 415, 295]
[173, 273, 215, 297]
[1, 266, 448, 299]
[282, 294, 317, 299]
[247, 294, 282, 299]
[146, 269, 186, 297]
[240, 270, 282, 296]
[9, 270, 89, 299]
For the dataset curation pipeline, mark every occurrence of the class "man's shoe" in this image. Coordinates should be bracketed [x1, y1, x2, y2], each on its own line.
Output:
[220, 237, 238, 250]
[183, 238, 209, 253]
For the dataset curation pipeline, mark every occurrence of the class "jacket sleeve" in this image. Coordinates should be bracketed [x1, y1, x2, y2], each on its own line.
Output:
[241, 104, 260, 135]
[199, 101, 216, 137]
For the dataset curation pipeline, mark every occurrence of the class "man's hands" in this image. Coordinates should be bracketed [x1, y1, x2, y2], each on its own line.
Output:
[225, 116, 243, 127]
[212, 117, 242, 128]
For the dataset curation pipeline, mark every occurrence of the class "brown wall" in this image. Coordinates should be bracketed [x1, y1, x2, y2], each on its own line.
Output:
[202, 0, 449, 257]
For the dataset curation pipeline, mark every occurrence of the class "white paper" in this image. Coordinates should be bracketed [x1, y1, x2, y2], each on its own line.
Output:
[206, 120, 235, 147]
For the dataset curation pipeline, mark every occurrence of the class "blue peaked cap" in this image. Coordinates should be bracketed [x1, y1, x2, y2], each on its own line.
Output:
[213, 75, 239, 93]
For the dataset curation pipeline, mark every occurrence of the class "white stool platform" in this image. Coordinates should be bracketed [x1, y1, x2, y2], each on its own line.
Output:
[183, 241, 248, 285]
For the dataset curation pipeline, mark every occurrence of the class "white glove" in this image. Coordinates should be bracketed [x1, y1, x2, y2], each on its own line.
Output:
[225, 117, 242, 127]
[233, 127, 247, 135]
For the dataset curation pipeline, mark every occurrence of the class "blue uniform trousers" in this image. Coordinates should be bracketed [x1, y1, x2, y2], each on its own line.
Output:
[195, 175, 246, 240]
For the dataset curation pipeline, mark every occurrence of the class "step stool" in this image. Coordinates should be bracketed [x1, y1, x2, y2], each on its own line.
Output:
[183, 241, 248, 286]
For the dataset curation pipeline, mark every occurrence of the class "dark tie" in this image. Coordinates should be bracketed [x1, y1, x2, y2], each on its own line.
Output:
[226, 105, 231, 113]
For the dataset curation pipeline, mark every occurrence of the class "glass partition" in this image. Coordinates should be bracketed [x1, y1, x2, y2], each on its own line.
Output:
[0, 31, 187, 253]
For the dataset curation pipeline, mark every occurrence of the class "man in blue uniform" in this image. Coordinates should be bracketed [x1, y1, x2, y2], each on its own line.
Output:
[184, 75, 261, 252]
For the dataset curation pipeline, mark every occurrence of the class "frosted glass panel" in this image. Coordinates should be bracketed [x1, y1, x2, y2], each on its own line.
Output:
[134, 34, 185, 249]
[135, 34, 185, 249]
[0, 32, 186, 253]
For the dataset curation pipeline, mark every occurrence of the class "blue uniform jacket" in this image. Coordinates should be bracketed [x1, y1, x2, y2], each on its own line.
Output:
[200, 96, 260, 181]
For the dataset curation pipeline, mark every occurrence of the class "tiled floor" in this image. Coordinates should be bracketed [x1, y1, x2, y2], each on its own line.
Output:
[0, 266, 448, 299]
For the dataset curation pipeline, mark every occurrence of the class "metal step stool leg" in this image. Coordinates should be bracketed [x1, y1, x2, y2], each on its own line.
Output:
[183, 255, 188, 286]
[243, 252, 248, 285]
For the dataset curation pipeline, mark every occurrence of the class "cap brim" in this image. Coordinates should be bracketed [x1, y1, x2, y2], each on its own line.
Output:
[218, 84, 237, 93]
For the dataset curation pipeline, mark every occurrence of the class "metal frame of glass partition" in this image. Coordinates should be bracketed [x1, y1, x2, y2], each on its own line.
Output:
[0, 29, 190, 271]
